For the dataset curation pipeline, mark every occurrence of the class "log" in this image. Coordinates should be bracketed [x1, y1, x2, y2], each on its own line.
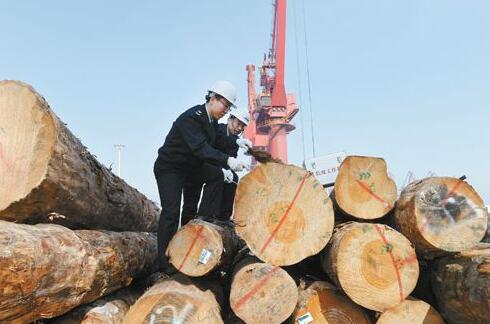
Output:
[50, 273, 161, 324]
[123, 274, 224, 324]
[333, 155, 397, 220]
[394, 177, 487, 256]
[234, 163, 334, 265]
[0, 80, 160, 231]
[376, 297, 444, 324]
[167, 219, 241, 277]
[229, 256, 298, 324]
[291, 281, 372, 324]
[431, 243, 490, 324]
[320, 222, 419, 312]
[0, 220, 157, 323]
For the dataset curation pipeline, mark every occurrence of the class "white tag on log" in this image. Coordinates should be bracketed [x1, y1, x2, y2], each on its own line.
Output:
[297, 312, 313, 324]
[198, 248, 212, 264]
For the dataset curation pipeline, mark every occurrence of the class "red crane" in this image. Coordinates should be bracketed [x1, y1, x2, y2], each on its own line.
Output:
[244, 0, 298, 164]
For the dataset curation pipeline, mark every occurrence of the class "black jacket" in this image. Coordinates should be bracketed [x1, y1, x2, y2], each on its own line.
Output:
[155, 104, 235, 171]
[215, 123, 239, 158]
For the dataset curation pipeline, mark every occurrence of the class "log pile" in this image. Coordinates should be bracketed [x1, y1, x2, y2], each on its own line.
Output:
[1, 80, 488, 324]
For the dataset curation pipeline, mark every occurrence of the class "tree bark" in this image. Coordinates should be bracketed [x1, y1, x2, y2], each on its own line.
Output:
[167, 219, 242, 277]
[234, 162, 334, 266]
[123, 274, 224, 324]
[376, 297, 444, 324]
[431, 243, 490, 324]
[333, 156, 397, 220]
[320, 222, 419, 312]
[49, 273, 161, 324]
[0, 80, 160, 231]
[0, 220, 157, 323]
[291, 280, 372, 324]
[394, 177, 487, 257]
[229, 256, 298, 324]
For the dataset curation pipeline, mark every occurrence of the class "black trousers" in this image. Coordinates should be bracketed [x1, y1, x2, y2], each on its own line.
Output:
[181, 170, 238, 226]
[154, 162, 223, 270]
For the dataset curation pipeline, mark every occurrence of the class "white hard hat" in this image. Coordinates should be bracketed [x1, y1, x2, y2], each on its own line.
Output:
[208, 80, 237, 107]
[230, 107, 250, 126]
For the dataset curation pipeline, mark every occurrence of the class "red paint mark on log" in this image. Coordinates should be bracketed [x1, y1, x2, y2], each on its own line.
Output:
[260, 173, 310, 254]
[178, 225, 204, 271]
[373, 224, 404, 302]
[233, 266, 280, 310]
[355, 180, 390, 208]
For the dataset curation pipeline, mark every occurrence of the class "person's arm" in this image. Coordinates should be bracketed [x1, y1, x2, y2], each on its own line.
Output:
[176, 117, 229, 166]
[215, 125, 239, 154]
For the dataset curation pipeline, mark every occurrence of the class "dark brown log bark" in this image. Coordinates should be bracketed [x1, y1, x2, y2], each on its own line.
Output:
[167, 219, 242, 277]
[0, 220, 157, 323]
[431, 243, 490, 324]
[0, 80, 160, 231]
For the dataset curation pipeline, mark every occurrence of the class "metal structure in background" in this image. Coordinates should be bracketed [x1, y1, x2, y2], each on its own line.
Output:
[244, 0, 298, 164]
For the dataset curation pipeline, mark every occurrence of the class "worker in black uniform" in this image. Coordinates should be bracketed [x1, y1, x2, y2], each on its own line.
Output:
[181, 107, 251, 225]
[153, 81, 251, 273]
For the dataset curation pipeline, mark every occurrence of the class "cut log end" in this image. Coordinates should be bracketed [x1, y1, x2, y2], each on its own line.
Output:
[230, 262, 298, 324]
[0, 80, 55, 213]
[334, 155, 397, 220]
[293, 281, 371, 324]
[376, 297, 444, 324]
[123, 275, 223, 324]
[396, 177, 487, 254]
[234, 163, 334, 266]
[167, 219, 225, 277]
[322, 222, 419, 312]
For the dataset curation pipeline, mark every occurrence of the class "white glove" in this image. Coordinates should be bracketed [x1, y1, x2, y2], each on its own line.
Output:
[236, 138, 252, 150]
[227, 157, 245, 172]
[222, 168, 234, 184]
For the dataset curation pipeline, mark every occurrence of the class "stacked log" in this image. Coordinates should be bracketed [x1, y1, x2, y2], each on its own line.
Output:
[320, 222, 419, 311]
[376, 297, 444, 324]
[0, 220, 157, 323]
[291, 281, 371, 324]
[229, 256, 298, 323]
[0, 80, 160, 231]
[234, 163, 334, 265]
[123, 274, 224, 324]
[167, 219, 241, 276]
[333, 156, 397, 220]
[395, 177, 487, 257]
[431, 243, 490, 324]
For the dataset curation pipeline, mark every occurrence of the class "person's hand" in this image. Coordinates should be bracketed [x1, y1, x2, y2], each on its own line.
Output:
[227, 157, 245, 172]
[236, 138, 252, 150]
[222, 168, 234, 183]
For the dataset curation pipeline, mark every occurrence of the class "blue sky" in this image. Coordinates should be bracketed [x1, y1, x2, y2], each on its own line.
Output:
[1, 1, 489, 204]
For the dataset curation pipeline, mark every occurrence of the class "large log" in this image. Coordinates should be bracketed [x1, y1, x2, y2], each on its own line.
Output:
[394, 177, 487, 256]
[376, 297, 444, 324]
[123, 274, 224, 324]
[234, 163, 334, 265]
[0, 220, 157, 323]
[167, 219, 241, 277]
[229, 256, 298, 324]
[320, 222, 419, 312]
[431, 243, 490, 324]
[291, 281, 372, 324]
[333, 155, 397, 220]
[0, 80, 159, 231]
